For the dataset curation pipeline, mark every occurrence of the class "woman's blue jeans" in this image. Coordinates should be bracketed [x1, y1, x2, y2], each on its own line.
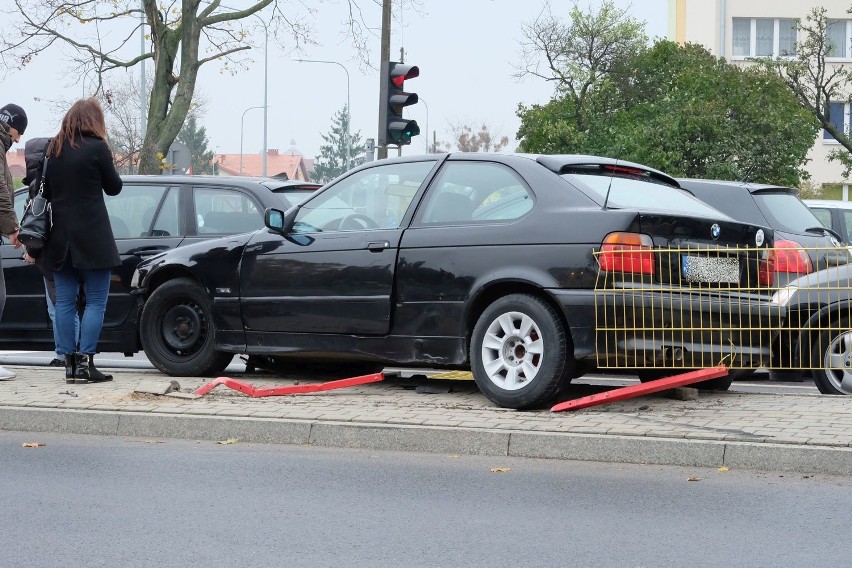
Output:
[44, 276, 79, 357]
[54, 265, 111, 356]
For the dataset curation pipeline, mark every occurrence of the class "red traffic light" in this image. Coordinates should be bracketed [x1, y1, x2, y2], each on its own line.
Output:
[390, 64, 419, 88]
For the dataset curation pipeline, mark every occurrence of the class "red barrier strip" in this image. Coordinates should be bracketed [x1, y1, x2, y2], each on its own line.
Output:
[551, 366, 729, 412]
[193, 372, 385, 397]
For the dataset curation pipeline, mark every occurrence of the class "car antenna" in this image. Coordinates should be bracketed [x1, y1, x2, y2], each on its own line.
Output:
[602, 149, 623, 211]
[739, 162, 756, 184]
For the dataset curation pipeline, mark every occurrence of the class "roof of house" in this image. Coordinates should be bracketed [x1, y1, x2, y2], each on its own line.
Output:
[215, 149, 310, 181]
[5, 147, 26, 179]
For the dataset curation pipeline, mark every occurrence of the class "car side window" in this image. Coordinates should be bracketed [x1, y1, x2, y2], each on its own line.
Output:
[14, 190, 27, 220]
[843, 211, 852, 240]
[150, 187, 180, 237]
[418, 162, 532, 225]
[810, 208, 832, 229]
[1, 191, 29, 245]
[105, 184, 169, 239]
[293, 161, 436, 233]
[195, 187, 263, 235]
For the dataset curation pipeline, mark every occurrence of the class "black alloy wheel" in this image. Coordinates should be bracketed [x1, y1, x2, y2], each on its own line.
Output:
[470, 294, 575, 410]
[140, 277, 233, 376]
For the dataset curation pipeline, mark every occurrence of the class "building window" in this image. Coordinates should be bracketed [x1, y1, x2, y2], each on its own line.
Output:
[732, 18, 798, 57]
[827, 20, 850, 58]
[824, 102, 848, 141]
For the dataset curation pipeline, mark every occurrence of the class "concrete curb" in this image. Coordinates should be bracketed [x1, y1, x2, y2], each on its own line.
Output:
[3, 405, 851, 475]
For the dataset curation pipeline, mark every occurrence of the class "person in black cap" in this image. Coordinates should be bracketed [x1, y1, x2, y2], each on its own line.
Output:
[0, 102, 27, 381]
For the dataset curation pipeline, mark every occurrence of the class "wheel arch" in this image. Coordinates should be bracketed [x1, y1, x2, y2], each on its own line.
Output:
[464, 280, 575, 357]
[143, 265, 208, 300]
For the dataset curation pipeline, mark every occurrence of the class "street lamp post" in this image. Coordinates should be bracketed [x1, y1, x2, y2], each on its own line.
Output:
[295, 59, 351, 170]
[257, 17, 269, 176]
[418, 95, 429, 153]
[240, 105, 263, 176]
[223, 5, 269, 175]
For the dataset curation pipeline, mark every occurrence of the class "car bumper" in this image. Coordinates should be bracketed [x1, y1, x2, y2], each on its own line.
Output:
[551, 288, 781, 369]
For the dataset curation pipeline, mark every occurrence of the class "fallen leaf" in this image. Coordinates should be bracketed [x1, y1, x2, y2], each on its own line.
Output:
[217, 438, 238, 445]
[22, 442, 45, 448]
[450, 454, 461, 459]
[718, 466, 730, 472]
[687, 476, 701, 481]
[490, 467, 511, 473]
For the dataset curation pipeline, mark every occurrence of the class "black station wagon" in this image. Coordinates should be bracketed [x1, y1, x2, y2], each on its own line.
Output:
[132, 153, 779, 409]
[0, 175, 319, 354]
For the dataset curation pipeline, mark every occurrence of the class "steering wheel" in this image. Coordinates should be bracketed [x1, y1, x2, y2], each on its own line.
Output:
[338, 213, 380, 231]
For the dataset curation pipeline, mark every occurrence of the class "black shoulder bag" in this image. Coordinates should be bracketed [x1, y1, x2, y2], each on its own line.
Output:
[18, 156, 52, 254]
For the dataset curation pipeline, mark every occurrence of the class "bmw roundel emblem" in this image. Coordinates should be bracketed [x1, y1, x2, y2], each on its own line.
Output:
[710, 223, 721, 240]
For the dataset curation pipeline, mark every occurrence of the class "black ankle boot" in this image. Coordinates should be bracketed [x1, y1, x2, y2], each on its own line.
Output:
[86, 355, 113, 382]
[74, 354, 90, 384]
[64, 354, 76, 384]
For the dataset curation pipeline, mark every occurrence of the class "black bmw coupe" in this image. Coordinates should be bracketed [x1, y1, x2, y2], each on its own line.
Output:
[132, 153, 780, 409]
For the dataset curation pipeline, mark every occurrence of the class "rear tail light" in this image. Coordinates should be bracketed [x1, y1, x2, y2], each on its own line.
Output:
[758, 240, 813, 287]
[599, 232, 655, 275]
[758, 255, 775, 287]
[771, 240, 813, 274]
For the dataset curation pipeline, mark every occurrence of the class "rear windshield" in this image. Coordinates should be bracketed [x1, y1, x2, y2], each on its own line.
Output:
[563, 174, 732, 219]
[752, 192, 823, 234]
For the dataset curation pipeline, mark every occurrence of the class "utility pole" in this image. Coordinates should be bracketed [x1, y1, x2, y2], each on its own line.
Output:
[377, 0, 392, 160]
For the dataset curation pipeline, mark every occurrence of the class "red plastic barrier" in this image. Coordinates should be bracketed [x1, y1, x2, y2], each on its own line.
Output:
[193, 372, 385, 397]
[551, 366, 729, 412]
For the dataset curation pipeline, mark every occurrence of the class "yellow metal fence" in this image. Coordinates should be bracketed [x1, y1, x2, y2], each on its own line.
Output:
[593, 245, 852, 372]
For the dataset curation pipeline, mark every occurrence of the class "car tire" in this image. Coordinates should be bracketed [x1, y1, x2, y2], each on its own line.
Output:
[140, 277, 233, 376]
[637, 369, 734, 391]
[812, 316, 852, 395]
[470, 294, 574, 409]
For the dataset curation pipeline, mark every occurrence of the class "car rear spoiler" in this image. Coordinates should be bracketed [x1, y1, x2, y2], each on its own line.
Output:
[536, 155, 680, 188]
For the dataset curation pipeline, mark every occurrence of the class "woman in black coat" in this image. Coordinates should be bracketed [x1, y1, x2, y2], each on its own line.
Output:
[42, 98, 122, 384]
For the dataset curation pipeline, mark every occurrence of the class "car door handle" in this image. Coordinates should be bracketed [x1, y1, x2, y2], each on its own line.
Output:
[129, 246, 171, 257]
[366, 241, 390, 252]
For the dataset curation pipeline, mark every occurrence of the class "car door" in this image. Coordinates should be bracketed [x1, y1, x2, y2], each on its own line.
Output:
[239, 160, 438, 335]
[0, 188, 51, 334]
[101, 183, 185, 330]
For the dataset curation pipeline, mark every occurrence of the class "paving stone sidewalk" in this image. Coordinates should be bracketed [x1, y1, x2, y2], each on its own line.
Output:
[2, 365, 851, 475]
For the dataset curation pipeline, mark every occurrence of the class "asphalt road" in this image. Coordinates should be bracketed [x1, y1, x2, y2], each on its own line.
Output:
[0, 350, 822, 395]
[1, 432, 849, 568]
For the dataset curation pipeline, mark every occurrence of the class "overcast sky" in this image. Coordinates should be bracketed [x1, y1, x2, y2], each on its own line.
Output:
[3, 0, 668, 161]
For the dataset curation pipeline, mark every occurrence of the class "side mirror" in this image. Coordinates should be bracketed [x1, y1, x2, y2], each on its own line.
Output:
[264, 206, 298, 234]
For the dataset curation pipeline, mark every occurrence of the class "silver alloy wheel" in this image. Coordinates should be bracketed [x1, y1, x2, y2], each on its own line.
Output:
[480, 311, 544, 391]
[823, 330, 852, 394]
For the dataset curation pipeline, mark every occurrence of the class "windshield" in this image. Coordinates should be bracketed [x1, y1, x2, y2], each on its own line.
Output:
[276, 188, 316, 208]
[564, 174, 732, 219]
[753, 192, 824, 234]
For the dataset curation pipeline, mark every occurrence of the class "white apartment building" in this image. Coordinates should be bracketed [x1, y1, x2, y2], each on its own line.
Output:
[667, 0, 851, 188]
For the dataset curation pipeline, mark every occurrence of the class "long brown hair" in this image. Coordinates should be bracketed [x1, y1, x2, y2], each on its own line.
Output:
[48, 97, 108, 157]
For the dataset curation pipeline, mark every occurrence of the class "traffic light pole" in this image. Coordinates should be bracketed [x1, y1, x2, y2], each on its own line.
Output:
[377, 0, 392, 160]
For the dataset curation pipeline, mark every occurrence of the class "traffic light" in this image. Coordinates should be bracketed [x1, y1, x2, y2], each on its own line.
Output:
[379, 61, 420, 146]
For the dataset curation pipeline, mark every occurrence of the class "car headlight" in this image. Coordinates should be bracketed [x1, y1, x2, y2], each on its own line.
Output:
[771, 286, 797, 307]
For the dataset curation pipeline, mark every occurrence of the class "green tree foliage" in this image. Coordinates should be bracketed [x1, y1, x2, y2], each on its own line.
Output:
[518, 41, 818, 186]
[176, 113, 216, 175]
[312, 106, 366, 183]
